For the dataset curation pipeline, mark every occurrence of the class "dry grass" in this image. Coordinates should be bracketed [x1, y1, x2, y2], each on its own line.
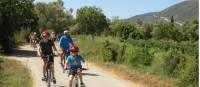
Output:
[93, 62, 176, 87]
[0, 57, 33, 87]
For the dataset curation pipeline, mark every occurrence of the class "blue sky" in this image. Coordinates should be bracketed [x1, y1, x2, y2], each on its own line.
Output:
[34, 0, 185, 19]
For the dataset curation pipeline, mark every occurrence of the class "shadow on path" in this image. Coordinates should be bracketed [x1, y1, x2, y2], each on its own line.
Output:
[82, 72, 100, 76]
[8, 49, 38, 58]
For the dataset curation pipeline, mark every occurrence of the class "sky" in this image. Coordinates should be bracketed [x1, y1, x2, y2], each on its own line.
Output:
[34, 0, 185, 19]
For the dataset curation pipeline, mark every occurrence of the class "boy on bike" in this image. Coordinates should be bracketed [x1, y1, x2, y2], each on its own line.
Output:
[64, 45, 88, 87]
[59, 30, 74, 67]
[39, 31, 58, 84]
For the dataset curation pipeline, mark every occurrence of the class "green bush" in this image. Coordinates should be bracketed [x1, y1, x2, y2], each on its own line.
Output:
[128, 39, 197, 56]
[13, 29, 30, 45]
[180, 54, 198, 87]
[75, 35, 198, 87]
[163, 50, 186, 77]
[127, 46, 153, 67]
[101, 40, 118, 62]
[116, 43, 127, 64]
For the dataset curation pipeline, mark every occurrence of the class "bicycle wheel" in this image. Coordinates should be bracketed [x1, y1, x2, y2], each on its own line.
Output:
[47, 69, 51, 87]
[74, 76, 79, 87]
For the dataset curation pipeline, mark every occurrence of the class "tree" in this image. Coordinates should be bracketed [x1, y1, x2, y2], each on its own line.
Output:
[181, 20, 199, 41]
[0, 0, 37, 53]
[143, 23, 153, 39]
[136, 19, 143, 25]
[109, 21, 141, 40]
[34, 0, 73, 33]
[152, 22, 175, 40]
[76, 6, 108, 35]
[170, 16, 174, 27]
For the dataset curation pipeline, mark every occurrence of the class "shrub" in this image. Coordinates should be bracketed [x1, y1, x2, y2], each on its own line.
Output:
[127, 45, 153, 67]
[180, 53, 198, 87]
[116, 43, 126, 64]
[101, 40, 118, 62]
[163, 50, 186, 77]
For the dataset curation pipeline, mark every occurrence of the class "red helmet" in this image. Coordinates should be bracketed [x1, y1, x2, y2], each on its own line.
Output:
[70, 45, 79, 52]
[41, 31, 50, 37]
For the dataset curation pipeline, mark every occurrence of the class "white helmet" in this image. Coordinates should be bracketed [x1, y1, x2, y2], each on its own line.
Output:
[64, 30, 70, 35]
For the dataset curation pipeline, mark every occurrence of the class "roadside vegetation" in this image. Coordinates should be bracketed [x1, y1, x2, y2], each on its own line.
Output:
[0, 0, 198, 87]
[75, 35, 198, 87]
[0, 57, 33, 87]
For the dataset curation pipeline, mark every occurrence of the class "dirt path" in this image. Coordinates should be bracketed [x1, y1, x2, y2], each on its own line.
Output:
[6, 44, 141, 87]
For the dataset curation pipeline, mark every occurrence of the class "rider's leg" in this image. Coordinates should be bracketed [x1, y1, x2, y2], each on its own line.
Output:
[61, 51, 66, 65]
[50, 56, 56, 83]
[77, 69, 84, 83]
[42, 58, 47, 77]
[60, 52, 64, 63]
[51, 63, 55, 77]
[68, 75, 74, 87]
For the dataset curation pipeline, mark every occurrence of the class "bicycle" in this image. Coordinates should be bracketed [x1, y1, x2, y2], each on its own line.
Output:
[64, 68, 88, 87]
[44, 55, 54, 87]
[60, 50, 70, 69]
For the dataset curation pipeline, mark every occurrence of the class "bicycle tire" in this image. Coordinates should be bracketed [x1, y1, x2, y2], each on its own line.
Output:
[47, 69, 51, 87]
[74, 76, 79, 87]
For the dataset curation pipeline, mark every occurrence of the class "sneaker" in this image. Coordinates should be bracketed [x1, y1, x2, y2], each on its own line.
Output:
[52, 77, 56, 84]
[80, 82, 85, 87]
[41, 76, 46, 81]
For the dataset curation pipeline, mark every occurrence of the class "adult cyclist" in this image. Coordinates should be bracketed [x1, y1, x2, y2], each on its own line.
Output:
[59, 30, 74, 68]
[39, 31, 59, 84]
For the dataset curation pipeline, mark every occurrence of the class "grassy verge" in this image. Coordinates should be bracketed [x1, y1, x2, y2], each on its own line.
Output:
[73, 35, 198, 87]
[93, 62, 175, 87]
[0, 57, 33, 87]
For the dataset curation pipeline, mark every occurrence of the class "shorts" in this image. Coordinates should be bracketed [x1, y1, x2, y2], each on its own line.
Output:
[42, 55, 54, 63]
[69, 67, 82, 76]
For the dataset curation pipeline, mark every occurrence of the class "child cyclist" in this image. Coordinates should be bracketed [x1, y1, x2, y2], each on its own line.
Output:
[64, 45, 88, 87]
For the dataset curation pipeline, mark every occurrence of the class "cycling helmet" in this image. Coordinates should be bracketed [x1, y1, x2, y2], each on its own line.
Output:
[64, 30, 70, 35]
[41, 31, 50, 37]
[70, 45, 79, 52]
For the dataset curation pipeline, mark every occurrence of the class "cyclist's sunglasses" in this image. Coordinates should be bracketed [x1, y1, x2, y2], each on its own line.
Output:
[71, 51, 79, 52]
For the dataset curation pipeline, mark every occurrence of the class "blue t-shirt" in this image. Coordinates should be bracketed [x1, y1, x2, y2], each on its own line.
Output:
[66, 55, 84, 70]
[59, 36, 73, 51]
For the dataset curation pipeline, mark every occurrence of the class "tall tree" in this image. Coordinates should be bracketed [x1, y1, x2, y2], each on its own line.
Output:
[76, 6, 108, 35]
[0, 0, 37, 53]
[34, 0, 73, 33]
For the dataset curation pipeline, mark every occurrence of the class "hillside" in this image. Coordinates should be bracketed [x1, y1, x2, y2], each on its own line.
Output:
[124, 0, 199, 24]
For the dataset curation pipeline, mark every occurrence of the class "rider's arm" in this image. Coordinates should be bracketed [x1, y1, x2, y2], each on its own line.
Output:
[52, 41, 57, 51]
[51, 40, 59, 55]
[59, 36, 65, 51]
[64, 57, 69, 69]
[59, 36, 63, 48]
[69, 37, 74, 47]
[64, 62, 69, 69]
[82, 57, 88, 69]
[38, 42, 43, 56]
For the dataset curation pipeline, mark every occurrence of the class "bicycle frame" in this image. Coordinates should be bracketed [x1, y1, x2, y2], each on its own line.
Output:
[73, 74, 79, 87]
[45, 55, 52, 87]
[65, 68, 87, 87]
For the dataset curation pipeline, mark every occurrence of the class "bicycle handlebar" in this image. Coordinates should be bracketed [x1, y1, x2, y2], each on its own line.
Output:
[64, 68, 88, 70]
